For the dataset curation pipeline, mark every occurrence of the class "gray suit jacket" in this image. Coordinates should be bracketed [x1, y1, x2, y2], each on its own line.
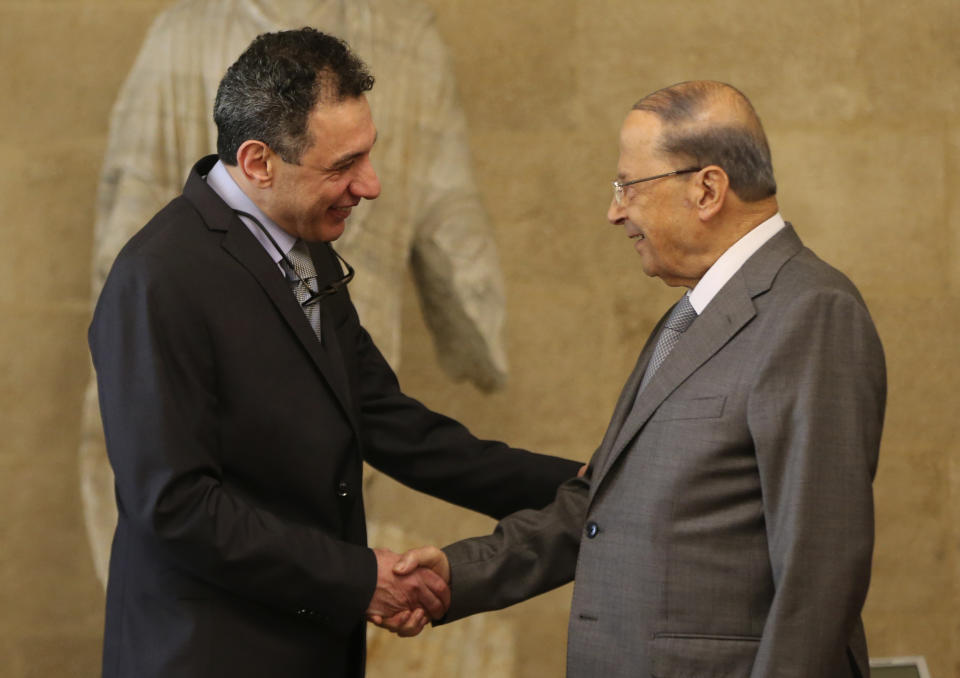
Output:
[442, 225, 886, 678]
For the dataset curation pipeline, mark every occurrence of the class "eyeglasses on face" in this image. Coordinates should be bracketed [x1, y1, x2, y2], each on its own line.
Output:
[611, 167, 702, 206]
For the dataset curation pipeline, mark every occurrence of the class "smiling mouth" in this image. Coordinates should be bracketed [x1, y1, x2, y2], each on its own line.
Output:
[629, 233, 645, 241]
[330, 204, 358, 216]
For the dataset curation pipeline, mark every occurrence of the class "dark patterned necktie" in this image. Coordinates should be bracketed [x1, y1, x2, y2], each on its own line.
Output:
[638, 294, 697, 392]
[282, 240, 322, 342]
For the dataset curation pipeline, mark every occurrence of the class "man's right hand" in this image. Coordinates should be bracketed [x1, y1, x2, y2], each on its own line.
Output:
[366, 548, 450, 637]
[392, 546, 450, 583]
[367, 546, 451, 637]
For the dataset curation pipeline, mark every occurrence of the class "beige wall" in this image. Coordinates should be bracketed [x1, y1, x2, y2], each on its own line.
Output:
[1, 0, 958, 676]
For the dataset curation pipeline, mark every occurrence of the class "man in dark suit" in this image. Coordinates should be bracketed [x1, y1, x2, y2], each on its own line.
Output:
[88, 28, 579, 678]
[384, 81, 886, 677]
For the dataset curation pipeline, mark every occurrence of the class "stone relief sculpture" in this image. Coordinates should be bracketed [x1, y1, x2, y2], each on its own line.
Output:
[80, 0, 513, 672]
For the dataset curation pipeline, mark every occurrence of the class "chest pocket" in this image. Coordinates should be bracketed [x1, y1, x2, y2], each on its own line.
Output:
[650, 395, 726, 422]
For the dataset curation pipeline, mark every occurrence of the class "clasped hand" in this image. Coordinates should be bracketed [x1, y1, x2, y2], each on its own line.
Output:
[366, 547, 450, 637]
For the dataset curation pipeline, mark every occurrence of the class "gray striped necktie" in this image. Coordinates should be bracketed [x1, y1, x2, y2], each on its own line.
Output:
[283, 240, 322, 341]
[638, 294, 697, 392]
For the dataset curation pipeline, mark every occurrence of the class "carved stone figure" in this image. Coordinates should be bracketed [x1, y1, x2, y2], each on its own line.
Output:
[80, 1, 512, 671]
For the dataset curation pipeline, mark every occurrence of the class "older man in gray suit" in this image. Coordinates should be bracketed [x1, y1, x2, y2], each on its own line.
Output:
[378, 81, 886, 677]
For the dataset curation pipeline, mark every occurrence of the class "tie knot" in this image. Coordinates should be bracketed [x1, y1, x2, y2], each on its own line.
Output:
[664, 295, 697, 333]
[285, 240, 317, 281]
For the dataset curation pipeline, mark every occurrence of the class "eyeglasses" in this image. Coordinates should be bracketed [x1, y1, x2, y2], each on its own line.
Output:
[233, 210, 354, 306]
[611, 167, 701, 206]
[296, 249, 354, 305]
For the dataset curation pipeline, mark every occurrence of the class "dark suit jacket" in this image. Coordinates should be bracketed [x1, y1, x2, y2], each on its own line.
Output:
[441, 225, 886, 678]
[89, 155, 580, 678]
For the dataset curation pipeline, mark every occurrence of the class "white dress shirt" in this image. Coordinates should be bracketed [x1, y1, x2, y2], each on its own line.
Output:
[688, 212, 787, 314]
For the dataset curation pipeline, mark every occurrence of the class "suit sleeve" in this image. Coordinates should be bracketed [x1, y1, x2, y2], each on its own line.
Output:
[748, 287, 886, 676]
[440, 473, 588, 621]
[90, 252, 376, 634]
[342, 283, 581, 519]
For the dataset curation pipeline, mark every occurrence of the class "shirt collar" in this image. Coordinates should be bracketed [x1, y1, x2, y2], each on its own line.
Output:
[204, 159, 297, 264]
[688, 212, 786, 314]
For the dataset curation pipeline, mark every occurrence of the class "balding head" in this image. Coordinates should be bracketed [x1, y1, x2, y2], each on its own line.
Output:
[633, 81, 776, 202]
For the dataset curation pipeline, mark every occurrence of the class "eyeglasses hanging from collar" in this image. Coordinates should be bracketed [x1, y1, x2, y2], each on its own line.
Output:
[233, 210, 354, 306]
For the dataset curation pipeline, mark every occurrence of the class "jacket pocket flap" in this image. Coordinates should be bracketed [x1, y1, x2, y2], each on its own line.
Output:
[650, 395, 726, 422]
[649, 633, 759, 678]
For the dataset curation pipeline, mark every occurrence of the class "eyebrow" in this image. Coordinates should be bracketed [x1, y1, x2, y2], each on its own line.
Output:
[327, 131, 378, 171]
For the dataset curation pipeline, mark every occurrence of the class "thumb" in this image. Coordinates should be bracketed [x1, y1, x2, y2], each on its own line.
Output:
[393, 546, 450, 582]
[392, 548, 423, 576]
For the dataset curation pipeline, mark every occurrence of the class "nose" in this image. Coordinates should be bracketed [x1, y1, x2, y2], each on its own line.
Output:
[607, 196, 626, 225]
[350, 157, 381, 200]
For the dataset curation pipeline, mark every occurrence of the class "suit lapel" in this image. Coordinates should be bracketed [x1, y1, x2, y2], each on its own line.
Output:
[587, 316, 664, 479]
[590, 225, 805, 495]
[308, 241, 354, 412]
[182, 157, 356, 423]
[591, 286, 756, 489]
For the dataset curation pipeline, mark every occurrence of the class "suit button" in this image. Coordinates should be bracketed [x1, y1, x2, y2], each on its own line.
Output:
[337, 481, 350, 498]
[585, 521, 600, 538]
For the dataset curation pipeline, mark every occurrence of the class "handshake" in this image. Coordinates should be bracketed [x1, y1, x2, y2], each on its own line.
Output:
[366, 546, 451, 637]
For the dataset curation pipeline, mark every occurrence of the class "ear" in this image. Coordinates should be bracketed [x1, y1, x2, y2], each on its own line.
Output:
[234, 140, 275, 188]
[692, 165, 728, 221]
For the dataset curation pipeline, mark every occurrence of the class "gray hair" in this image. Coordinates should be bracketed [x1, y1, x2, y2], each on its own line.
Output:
[633, 81, 777, 201]
[214, 28, 374, 165]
